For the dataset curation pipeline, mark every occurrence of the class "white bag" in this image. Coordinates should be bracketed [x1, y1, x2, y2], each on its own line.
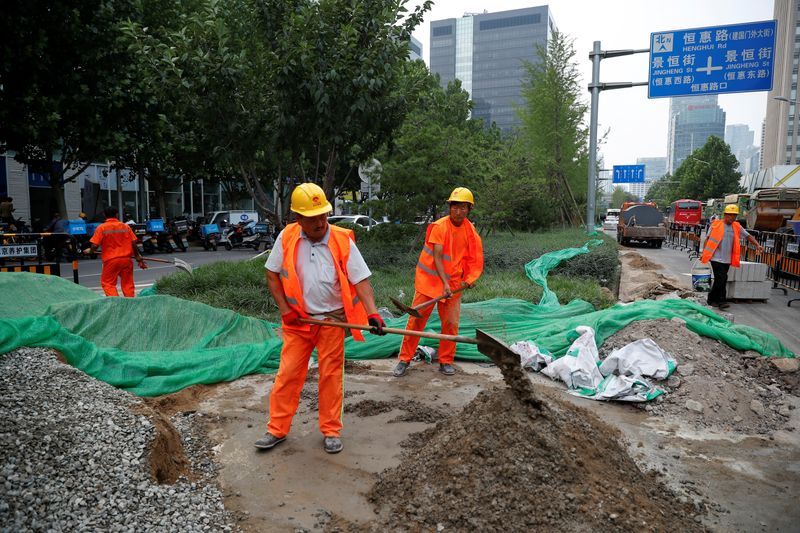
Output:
[542, 326, 603, 390]
[599, 338, 676, 380]
[510, 341, 552, 372]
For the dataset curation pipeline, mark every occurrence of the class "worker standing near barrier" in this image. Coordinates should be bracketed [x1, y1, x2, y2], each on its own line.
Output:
[700, 204, 763, 309]
[83, 206, 147, 297]
[393, 187, 484, 378]
[255, 183, 386, 454]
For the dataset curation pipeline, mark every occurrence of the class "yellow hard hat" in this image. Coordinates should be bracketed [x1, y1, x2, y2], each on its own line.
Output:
[723, 204, 740, 215]
[447, 187, 474, 205]
[290, 183, 332, 217]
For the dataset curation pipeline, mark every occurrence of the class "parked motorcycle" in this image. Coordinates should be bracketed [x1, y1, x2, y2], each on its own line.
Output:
[170, 218, 191, 252]
[222, 220, 262, 251]
[200, 223, 220, 251]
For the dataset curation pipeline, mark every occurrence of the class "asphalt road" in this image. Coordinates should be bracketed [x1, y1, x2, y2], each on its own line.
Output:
[55, 246, 267, 293]
[608, 229, 800, 356]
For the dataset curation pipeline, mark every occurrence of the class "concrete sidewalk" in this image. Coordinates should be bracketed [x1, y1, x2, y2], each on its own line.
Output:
[618, 238, 800, 356]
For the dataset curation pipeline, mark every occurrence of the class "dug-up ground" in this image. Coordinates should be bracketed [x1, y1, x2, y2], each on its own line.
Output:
[2, 253, 799, 532]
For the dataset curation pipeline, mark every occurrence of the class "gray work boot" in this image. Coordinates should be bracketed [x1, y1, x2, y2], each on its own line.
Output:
[324, 436, 343, 454]
[254, 433, 285, 450]
[439, 363, 455, 376]
[393, 361, 410, 377]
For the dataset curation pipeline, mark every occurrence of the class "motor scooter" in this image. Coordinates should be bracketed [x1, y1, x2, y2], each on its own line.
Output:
[223, 220, 262, 251]
[170, 218, 190, 252]
[200, 223, 220, 251]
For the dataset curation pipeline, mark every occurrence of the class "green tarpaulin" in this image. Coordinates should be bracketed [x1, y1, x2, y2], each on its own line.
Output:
[0, 244, 793, 396]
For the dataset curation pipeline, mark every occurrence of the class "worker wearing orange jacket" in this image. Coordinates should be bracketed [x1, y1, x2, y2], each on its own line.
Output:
[255, 183, 386, 454]
[393, 187, 483, 377]
[83, 206, 147, 297]
[700, 204, 763, 309]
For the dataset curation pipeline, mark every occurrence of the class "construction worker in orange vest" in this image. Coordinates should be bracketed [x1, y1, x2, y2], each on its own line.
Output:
[393, 187, 484, 377]
[83, 206, 147, 297]
[700, 204, 763, 309]
[255, 183, 386, 454]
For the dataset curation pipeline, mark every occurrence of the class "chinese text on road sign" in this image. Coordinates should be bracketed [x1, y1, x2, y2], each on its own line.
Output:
[649, 20, 776, 98]
[612, 165, 645, 184]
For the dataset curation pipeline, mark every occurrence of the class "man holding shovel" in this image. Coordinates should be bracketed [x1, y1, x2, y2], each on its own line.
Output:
[393, 187, 483, 377]
[255, 183, 386, 454]
[83, 206, 147, 297]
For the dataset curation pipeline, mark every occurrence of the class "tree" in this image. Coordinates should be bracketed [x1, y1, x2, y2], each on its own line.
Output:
[257, 0, 432, 200]
[645, 175, 680, 207]
[378, 73, 488, 223]
[611, 186, 638, 208]
[517, 31, 589, 227]
[0, 0, 135, 216]
[676, 136, 742, 201]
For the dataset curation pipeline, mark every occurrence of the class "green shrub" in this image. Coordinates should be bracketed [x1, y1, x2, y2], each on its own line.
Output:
[154, 228, 620, 321]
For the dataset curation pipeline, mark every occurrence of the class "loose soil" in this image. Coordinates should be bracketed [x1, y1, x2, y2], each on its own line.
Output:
[600, 318, 795, 434]
[344, 397, 446, 423]
[345, 387, 702, 533]
[618, 252, 693, 302]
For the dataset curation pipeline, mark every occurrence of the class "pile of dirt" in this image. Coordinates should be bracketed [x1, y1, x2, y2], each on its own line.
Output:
[353, 387, 702, 532]
[622, 252, 663, 270]
[344, 398, 446, 423]
[600, 319, 796, 433]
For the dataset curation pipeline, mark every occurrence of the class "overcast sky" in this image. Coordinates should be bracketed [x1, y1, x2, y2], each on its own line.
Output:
[410, 0, 773, 169]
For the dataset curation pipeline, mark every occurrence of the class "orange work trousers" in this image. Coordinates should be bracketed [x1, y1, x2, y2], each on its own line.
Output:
[101, 257, 135, 297]
[398, 290, 462, 365]
[268, 322, 345, 438]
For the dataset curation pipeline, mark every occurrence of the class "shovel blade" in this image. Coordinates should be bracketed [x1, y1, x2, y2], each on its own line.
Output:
[390, 296, 421, 318]
[173, 258, 193, 274]
[475, 329, 541, 409]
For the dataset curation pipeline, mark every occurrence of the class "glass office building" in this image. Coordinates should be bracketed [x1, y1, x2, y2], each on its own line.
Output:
[430, 6, 555, 131]
[666, 95, 726, 174]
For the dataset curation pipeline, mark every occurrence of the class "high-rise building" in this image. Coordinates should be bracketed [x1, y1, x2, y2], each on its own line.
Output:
[429, 6, 555, 131]
[409, 36, 423, 61]
[666, 95, 726, 174]
[725, 124, 760, 173]
[762, 0, 799, 168]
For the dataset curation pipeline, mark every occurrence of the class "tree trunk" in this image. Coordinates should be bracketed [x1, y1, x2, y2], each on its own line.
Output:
[323, 146, 337, 203]
[239, 164, 276, 224]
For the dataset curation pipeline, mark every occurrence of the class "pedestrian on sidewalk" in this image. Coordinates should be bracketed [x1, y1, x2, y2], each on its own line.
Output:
[700, 204, 763, 309]
[255, 183, 386, 455]
[393, 187, 484, 378]
[83, 206, 147, 297]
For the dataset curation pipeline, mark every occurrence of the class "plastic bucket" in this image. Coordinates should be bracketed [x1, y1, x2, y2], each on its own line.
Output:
[691, 261, 712, 292]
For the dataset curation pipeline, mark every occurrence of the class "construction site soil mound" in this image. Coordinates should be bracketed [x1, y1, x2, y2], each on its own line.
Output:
[601, 319, 796, 434]
[622, 252, 663, 270]
[346, 387, 702, 533]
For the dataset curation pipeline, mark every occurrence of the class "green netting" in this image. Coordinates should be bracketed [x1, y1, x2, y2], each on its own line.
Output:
[0, 243, 793, 397]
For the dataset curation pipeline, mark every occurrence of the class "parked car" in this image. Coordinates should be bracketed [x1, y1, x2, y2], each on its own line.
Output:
[327, 215, 381, 230]
[602, 208, 620, 231]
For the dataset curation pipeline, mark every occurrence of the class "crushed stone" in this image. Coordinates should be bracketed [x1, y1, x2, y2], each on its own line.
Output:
[0, 347, 234, 532]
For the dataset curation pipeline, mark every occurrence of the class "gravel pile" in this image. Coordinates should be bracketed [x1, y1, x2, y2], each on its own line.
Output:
[600, 319, 797, 434]
[0, 347, 234, 532]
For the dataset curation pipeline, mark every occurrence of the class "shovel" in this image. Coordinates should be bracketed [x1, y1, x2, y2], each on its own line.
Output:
[298, 317, 540, 407]
[390, 285, 469, 318]
[137, 256, 193, 274]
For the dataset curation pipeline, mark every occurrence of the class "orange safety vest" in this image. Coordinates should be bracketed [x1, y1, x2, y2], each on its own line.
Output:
[415, 216, 483, 296]
[700, 220, 741, 267]
[279, 223, 369, 341]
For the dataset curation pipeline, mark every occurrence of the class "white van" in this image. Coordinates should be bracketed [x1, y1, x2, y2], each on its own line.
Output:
[603, 208, 620, 230]
[206, 211, 259, 229]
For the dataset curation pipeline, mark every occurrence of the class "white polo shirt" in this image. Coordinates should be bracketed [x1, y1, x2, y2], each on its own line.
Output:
[265, 226, 371, 316]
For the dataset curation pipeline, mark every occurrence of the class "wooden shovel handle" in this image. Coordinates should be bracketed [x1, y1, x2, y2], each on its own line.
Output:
[413, 285, 468, 311]
[299, 317, 478, 345]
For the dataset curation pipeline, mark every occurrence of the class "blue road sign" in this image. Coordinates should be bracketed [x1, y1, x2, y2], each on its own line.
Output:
[613, 165, 645, 184]
[649, 20, 776, 98]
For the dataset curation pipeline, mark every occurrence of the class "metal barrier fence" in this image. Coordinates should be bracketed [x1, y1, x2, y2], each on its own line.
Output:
[664, 225, 702, 260]
[0, 233, 80, 283]
[740, 230, 800, 306]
